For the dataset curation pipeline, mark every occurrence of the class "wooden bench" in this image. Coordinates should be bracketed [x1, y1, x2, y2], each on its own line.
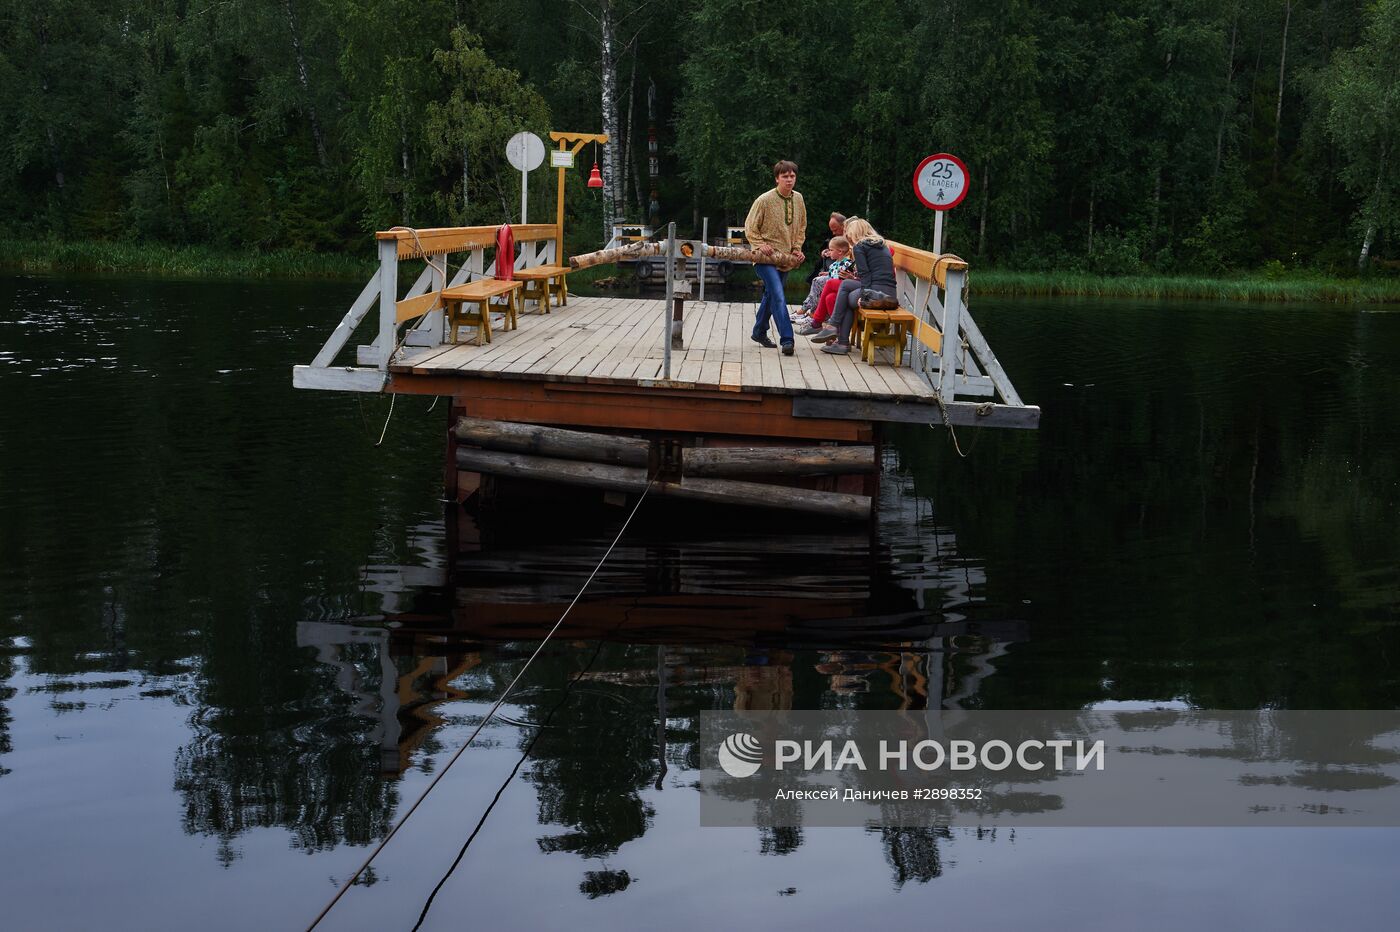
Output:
[513, 265, 569, 312]
[442, 279, 522, 344]
[855, 306, 918, 366]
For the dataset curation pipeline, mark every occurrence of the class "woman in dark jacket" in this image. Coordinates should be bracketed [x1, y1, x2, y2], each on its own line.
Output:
[813, 217, 897, 355]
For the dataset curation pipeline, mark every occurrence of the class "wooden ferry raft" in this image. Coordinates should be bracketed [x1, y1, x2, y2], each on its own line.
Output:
[293, 223, 1038, 520]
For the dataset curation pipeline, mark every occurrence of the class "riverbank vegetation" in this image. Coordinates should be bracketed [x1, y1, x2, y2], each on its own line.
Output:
[0, 239, 373, 281]
[5, 238, 1399, 304]
[3, 0, 1398, 281]
[971, 271, 1400, 304]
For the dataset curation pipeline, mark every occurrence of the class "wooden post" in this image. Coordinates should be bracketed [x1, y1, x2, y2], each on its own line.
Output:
[555, 148, 566, 261]
[938, 267, 965, 401]
[376, 238, 398, 369]
[550, 131, 609, 265]
[698, 216, 708, 302]
[663, 221, 675, 379]
[428, 254, 445, 343]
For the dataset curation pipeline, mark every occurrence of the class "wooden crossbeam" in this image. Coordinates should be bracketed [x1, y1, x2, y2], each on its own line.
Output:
[395, 290, 443, 323]
[888, 239, 968, 289]
[377, 224, 560, 259]
[911, 317, 943, 355]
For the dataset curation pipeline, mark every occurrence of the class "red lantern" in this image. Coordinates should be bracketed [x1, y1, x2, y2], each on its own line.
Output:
[587, 162, 603, 188]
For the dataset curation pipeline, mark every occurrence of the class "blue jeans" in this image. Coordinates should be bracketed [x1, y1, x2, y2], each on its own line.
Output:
[752, 263, 793, 344]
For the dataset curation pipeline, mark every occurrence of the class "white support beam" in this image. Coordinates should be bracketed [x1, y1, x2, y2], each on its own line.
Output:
[938, 269, 966, 401]
[310, 274, 380, 368]
[959, 307, 1025, 407]
[376, 239, 398, 370]
[292, 366, 387, 392]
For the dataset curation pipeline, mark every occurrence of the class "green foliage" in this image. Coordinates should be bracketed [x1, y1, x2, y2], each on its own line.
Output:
[1319, 0, 1400, 269]
[0, 0, 1396, 278]
[423, 28, 553, 226]
[0, 238, 372, 279]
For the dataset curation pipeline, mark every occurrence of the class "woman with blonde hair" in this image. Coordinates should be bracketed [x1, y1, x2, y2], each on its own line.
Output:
[810, 216, 898, 354]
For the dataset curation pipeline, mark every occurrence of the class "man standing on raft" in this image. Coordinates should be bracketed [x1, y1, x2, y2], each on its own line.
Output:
[745, 160, 806, 355]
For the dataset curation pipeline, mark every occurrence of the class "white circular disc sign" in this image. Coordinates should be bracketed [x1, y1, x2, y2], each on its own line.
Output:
[506, 132, 545, 172]
[913, 153, 970, 211]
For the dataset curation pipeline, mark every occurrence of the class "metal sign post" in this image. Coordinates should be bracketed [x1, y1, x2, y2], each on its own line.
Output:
[506, 132, 546, 224]
[698, 217, 708, 302]
[913, 152, 970, 254]
[662, 222, 676, 379]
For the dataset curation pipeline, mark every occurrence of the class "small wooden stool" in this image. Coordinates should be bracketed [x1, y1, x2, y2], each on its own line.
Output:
[856, 306, 917, 366]
[442, 279, 523, 344]
[513, 265, 569, 313]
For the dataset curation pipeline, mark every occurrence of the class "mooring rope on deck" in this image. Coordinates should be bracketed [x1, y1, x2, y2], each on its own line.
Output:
[306, 479, 655, 931]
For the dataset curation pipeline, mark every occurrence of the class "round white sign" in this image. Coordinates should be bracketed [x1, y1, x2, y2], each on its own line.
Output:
[913, 153, 970, 211]
[506, 132, 545, 172]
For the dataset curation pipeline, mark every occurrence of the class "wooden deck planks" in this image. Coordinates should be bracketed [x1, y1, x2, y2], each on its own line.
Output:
[593, 299, 662, 381]
[392, 294, 937, 400]
[501, 295, 618, 376]
[549, 298, 640, 378]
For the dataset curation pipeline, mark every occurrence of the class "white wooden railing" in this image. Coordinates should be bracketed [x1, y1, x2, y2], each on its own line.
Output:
[886, 241, 1025, 407]
[292, 223, 559, 392]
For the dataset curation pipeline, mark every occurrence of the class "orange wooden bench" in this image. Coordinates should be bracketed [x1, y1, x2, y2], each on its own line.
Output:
[442, 279, 522, 344]
[513, 265, 569, 312]
[855, 306, 918, 366]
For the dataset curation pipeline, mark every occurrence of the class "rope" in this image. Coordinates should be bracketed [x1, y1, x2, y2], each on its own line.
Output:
[373, 391, 396, 447]
[929, 268, 988, 458]
[382, 225, 478, 368]
[305, 479, 655, 932]
[932, 396, 994, 459]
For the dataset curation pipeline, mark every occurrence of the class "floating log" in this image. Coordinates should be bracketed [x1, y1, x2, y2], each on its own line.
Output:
[569, 240, 662, 270]
[455, 417, 649, 467]
[455, 447, 871, 520]
[682, 445, 876, 476]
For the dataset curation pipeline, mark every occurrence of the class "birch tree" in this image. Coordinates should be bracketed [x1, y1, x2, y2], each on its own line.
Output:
[565, 0, 655, 242]
[1321, 0, 1400, 270]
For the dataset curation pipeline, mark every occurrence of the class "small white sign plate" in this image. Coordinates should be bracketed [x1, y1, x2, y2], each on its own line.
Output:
[506, 132, 546, 172]
[550, 149, 575, 169]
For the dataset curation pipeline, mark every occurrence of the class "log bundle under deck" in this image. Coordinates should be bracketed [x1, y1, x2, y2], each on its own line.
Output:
[387, 295, 955, 520]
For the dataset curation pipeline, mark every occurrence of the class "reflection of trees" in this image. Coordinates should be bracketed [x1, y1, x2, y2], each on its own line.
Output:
[0, 651, 13, 778]
[524, 647, 658, 862]
[875, 826, 953, 885]
[897, 301, 1400, 711]
[174, 637, 402, 852]
[174, 726, 397, 852]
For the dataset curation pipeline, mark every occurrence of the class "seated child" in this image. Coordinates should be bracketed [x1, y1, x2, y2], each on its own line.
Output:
[794, 237, 853, 319]
[798, 272, 852, 334]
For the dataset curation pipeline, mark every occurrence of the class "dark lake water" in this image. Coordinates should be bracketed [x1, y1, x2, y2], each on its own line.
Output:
[2, 273, 1398, 930]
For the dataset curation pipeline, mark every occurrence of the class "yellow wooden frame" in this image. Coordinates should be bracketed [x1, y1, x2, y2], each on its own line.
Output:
[549, 131, 609, 260]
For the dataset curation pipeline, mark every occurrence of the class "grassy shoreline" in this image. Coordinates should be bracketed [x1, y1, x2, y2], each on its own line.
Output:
[0, 238, 374, 281]
[4, 238, 1397, 303]
[971, 269, 1400, 304]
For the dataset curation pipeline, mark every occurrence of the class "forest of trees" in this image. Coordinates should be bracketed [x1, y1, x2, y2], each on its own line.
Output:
[2, 0, 1398, 274]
